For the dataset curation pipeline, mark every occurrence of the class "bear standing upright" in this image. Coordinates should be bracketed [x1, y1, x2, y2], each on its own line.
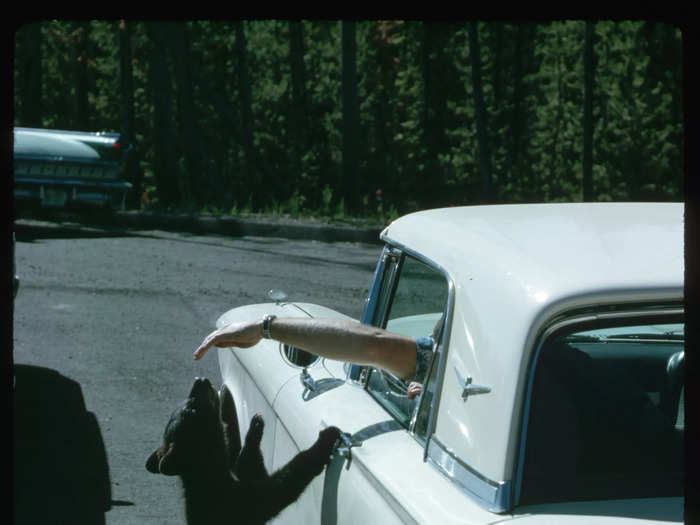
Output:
[147, 377, 341, 525]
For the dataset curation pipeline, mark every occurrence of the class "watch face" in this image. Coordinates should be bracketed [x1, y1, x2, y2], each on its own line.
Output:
[263, 315, 276, 338]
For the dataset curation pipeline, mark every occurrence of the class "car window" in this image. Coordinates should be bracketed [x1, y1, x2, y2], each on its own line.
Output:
[520, 321, 684, 504]
[366, 254, 448, 429]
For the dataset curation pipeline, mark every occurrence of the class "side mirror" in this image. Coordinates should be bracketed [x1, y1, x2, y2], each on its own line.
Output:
[280, 344, 320, 368]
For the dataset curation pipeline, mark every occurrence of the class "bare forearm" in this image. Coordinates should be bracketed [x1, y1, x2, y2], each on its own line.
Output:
[269, 318, 417, 379]
[194, 316, 417, 380]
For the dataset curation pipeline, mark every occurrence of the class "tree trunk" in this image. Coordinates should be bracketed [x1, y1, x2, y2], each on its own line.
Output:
[147, 22, 180, 207]
[17, 23, 43, 128]
[341, 21, 360, 215]
[234, 21, 260, 210]
[468, 22, 494, 203]
[582, 21, 595, 202]
[421, 23, 451, 207]
[185, 40, 287, 208]
[118, 20, 142, 209]
[512, 24, 525, 200]
[288, 21, 307, 191]
[72, 21, 90, 130]
[165, 22, 199, 207]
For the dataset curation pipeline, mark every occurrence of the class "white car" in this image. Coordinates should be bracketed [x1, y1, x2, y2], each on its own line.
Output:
[215, 203, 684, 524]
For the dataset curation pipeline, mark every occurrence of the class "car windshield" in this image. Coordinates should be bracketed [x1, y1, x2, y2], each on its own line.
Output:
[520, 321, 684, 504]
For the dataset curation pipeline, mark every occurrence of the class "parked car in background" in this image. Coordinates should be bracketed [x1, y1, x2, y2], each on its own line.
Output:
[13, 127, 132, 210]
[214, 202, 684, 524]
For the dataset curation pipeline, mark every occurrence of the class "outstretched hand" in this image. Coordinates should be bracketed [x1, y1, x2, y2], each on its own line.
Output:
[193, 320, 263, 360]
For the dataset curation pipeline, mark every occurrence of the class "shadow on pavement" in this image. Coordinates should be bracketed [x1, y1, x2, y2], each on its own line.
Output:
[14, 364, 114, 525]
[14, 220, 135, 243]
[14, 220, 379, 274]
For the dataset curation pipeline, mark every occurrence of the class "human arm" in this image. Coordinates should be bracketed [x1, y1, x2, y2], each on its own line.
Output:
[193, 317, 418, 380]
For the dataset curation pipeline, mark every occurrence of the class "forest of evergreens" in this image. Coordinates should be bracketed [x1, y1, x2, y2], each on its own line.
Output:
[13, 20, 684, 220]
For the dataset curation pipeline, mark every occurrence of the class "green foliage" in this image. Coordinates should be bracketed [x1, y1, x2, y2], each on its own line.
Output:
[13, 20, 683, 216]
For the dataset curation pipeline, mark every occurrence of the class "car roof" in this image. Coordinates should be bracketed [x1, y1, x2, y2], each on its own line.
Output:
[14, 129, 101, 161]
[381, 202, 684, 482]
[382, 202, 683, 311]
[14, 128, 120, 162]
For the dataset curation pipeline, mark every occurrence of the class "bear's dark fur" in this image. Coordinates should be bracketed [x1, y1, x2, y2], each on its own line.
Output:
[147, 377, 341, 524]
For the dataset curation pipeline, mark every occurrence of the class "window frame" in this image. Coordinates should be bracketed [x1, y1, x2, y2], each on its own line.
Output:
[361, 241, 456, 457]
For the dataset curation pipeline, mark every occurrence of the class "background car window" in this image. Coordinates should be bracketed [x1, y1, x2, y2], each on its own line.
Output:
[521, 321, 684, 504]
[366, 255, 448, 428]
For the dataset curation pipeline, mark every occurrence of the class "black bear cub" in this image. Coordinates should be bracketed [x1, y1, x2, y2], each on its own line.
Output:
[147, 377, 341, 525]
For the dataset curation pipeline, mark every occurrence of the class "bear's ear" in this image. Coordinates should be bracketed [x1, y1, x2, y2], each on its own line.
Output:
[146, 446, 163, 474]
[146, 443, 180, 476]
[158, 443, 180, 476]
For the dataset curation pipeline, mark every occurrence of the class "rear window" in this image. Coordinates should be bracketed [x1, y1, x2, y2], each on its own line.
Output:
[520, 321, 684, 504]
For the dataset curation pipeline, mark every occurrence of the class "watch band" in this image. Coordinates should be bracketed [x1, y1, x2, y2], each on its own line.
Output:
[262, 314, 277, 339]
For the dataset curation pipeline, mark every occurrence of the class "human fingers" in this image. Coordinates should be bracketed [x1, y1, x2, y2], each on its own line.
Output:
[194, 342, 214, 360]
[194, 321, 261, 360]
[406, 382, 423, 399]
[193, 326, 228, 360]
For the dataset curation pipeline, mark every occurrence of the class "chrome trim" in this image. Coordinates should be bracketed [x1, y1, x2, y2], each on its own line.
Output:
[278, 343, 320, 369]
[348, 247, 392, 385]
[513, 306, 684, 506]
[380, 236, 456, 459]
[361, 246, 391, 325]
[428, 436, 511, 513]
[14, 154, 119, 167]
[285, 302, 315, 318]
[14, 126, 120, 139]
[14, 177, 131, 188]
[454, 367, 491, 401]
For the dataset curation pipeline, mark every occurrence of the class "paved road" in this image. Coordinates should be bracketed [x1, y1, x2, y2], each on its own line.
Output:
[13, 220, 380, 524]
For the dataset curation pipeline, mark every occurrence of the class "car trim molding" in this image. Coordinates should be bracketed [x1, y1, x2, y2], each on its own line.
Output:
[348, 246, 394, 385]
[427, 436, 511, 513]
[14, 177, 132, 188]
[379, 237, 457, 454]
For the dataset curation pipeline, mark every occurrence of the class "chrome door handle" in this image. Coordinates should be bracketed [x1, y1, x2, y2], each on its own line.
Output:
[454, 367, 491, 401]
[336, 431, 362, 470]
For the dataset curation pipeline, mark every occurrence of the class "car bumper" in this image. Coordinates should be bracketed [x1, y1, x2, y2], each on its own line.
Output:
[14, 177, 132, 209]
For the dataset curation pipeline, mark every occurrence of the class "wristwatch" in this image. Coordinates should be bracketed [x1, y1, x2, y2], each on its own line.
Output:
[262, 314, 277, 339]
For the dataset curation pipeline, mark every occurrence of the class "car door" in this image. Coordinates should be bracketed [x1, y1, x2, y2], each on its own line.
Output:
[217, 302, 356, 475]
[268, 248, 498, 525]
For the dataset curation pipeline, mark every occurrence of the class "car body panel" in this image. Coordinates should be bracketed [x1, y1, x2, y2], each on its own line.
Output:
[216, 302, 355, 474]
[381, 203, 683, 483]
[272, 357, 504, 525]
[215, 203, 684, 524]
[216, 302, 355, 410]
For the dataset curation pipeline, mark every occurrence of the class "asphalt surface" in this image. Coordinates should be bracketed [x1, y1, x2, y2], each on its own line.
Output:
[12, 217, 381, 524]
